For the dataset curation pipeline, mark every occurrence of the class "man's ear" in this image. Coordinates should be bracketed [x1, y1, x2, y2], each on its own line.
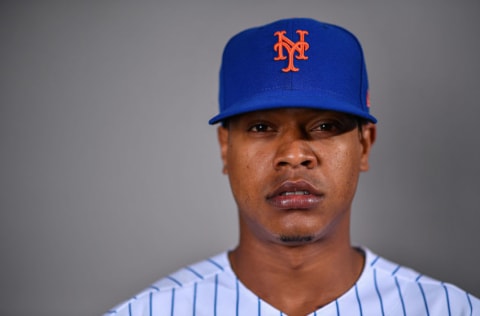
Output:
[359, 122, 376, 172]
[217, 126, 229, 174]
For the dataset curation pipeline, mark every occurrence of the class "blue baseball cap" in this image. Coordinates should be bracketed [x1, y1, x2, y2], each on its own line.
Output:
[208, 18, 377, 124]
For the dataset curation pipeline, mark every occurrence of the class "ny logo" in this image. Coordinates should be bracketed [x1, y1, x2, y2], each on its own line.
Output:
[273, 30, 309, 72]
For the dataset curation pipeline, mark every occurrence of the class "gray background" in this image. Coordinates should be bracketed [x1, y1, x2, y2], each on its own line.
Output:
[1, 1, 479, 315]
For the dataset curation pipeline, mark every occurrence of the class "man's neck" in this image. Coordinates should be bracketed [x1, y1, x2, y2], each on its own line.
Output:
[228, 239, 365, 316]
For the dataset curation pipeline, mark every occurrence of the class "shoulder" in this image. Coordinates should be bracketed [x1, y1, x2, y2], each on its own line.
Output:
[360, 248, 480, 315]
[104, 252, 232, 316]
[150, 252, 229, 291]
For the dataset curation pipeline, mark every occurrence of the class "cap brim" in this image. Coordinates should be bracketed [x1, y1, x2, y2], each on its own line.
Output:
[208, 91, 377, 124]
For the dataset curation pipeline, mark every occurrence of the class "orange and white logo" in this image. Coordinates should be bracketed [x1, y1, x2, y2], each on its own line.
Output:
[273, 30, 309, 72]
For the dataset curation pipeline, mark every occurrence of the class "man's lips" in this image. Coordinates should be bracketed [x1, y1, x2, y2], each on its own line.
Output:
[266, 180, 323, 210]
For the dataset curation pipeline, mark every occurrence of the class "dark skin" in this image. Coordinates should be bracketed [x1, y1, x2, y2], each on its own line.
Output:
[217, 108, 376, 315]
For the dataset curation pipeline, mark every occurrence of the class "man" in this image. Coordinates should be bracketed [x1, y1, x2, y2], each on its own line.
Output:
[105, 18, 479, 316]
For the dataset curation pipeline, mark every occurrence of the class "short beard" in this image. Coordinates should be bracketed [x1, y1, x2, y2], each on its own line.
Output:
[279, 235, 314, 244]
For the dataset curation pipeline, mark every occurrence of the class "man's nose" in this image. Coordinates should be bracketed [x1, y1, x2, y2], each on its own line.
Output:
[273, 133, 318, 170]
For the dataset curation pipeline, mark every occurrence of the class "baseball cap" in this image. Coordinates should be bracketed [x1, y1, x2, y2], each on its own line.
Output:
[208, 18, 377, 124]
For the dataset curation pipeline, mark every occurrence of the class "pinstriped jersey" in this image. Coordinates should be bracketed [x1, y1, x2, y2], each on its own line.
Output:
[105, 248, 479, 315]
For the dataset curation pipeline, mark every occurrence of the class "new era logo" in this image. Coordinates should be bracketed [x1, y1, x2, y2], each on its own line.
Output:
[273, 30, 309, 72]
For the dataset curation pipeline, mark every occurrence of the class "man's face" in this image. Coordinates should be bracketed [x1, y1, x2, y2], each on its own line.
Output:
[218, 108, 376, 246]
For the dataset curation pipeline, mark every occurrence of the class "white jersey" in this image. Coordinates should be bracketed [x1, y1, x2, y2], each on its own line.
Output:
[105, 248, 479, 315]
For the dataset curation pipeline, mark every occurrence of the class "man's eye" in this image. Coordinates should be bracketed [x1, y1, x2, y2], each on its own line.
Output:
[248, 123, 272, 132]
[314, 122, 338, 132]
[317, 123, 336, 131]
[312, 118, 357, 135]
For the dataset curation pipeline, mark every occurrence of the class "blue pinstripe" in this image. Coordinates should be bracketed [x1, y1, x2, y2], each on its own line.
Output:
[235, 278, 240, 316]
[373, 269, 385, 316]
[370, 255, 380, 266]
[394, 277, 406, 316]
[128, 303, 132, 316]
[186, 266, 204, 280]
[167, 275, 182, 287]
[467, 292, 473, 316]
[442, 283, 452, 316]
[355, 284, 363, 316]
[170, 288, 175, 316]
[258, 297, 261, 316]
[214, 275, 218, 316]
[418, 283, 430, 316]
[149, 292, 153, 316]
[335, 299, 340, 316]
[391, 265, 401, 276]
[192, 282, 197, 316]
[208, 258, 224, 271]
